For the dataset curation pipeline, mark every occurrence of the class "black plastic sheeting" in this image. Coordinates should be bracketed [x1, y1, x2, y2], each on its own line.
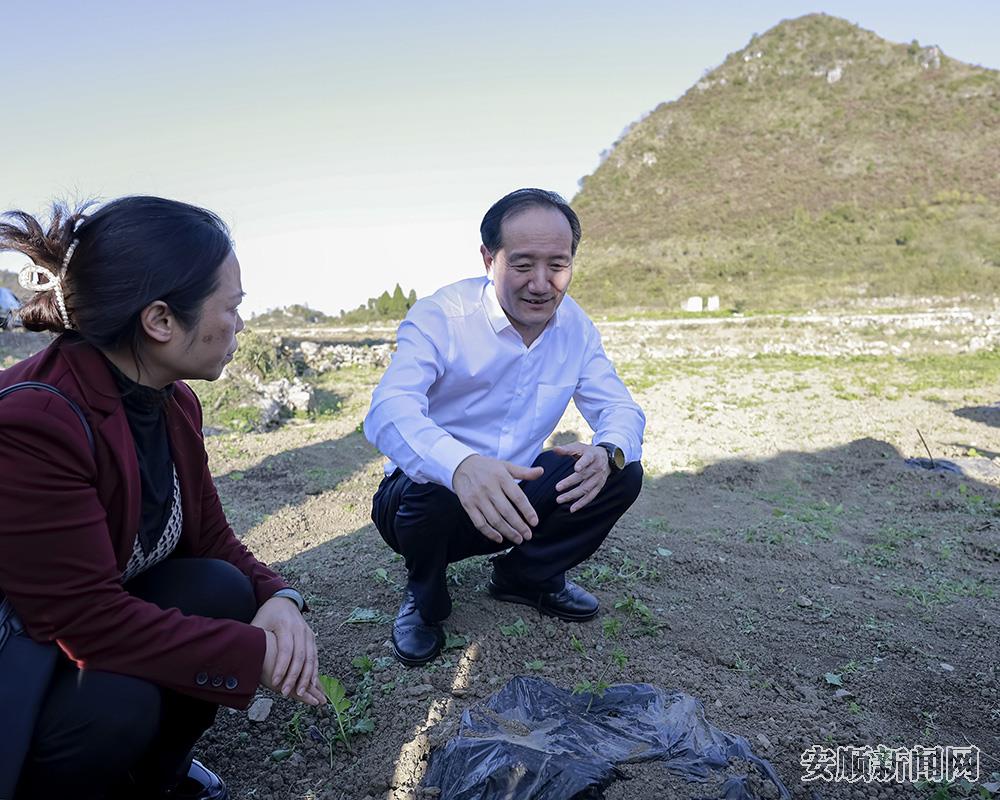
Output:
[904, 457, 963, 475]
[424, 677, 790, 800]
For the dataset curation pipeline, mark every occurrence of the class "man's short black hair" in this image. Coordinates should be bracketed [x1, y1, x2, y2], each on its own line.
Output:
[480, 188, 582, 256]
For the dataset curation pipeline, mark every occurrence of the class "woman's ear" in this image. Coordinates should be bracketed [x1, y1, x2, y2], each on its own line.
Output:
[137, 301, 176, 343]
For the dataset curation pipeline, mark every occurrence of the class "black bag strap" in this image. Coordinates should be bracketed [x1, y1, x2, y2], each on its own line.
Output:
[0, 381, 95, 456]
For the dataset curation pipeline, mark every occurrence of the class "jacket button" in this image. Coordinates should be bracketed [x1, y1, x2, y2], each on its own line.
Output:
[195, 672, 208, 686]
[225, 676, 238, 690]
[211, 675, 223, 688]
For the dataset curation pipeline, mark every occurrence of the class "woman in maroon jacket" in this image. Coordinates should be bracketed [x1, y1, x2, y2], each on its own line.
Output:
[0, 197, 325, 800]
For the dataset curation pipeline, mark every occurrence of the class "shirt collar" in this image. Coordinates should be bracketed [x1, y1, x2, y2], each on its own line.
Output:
[482, 278, 513, 334]
[481, 277, 566, 337]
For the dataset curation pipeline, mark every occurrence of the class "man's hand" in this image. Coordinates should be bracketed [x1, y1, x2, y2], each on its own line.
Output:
[452, 454, 543, 545]
[253, 597, 324, 706]
[553, 442, 611, 513]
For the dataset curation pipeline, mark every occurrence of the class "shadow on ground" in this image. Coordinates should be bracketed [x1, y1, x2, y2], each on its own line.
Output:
[955, 404, 1000, 429]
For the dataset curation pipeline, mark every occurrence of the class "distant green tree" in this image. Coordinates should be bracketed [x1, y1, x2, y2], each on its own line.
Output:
[390, 283, 407, 314]
[335, 284, 420, 324]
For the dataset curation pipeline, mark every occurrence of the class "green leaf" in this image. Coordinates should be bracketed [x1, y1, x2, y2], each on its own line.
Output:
[270, 748, 293, 762]
[352, 655, 374, 674]
[824, 672, 844, 687]
[318, 674, 351, 713]
[351, 718, 375, 735]
[500, 617, 528, 637]
[343, 607, 390, 624]
[570, 634, 585, 654]
[524, 659, 544, 671]
[573, 679, 609, 698]
[229, 471, 244, 482]
[443, 632, 469, 651]
[374, 567, 389, 582]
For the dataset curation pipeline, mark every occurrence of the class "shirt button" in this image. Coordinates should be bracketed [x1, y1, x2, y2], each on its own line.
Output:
[225, 676, 238, 690]
[195, 672, 208, 686]
[211, 675, 223, 688]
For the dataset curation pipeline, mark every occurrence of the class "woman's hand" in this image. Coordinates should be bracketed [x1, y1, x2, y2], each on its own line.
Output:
[253, 597, 324, 705]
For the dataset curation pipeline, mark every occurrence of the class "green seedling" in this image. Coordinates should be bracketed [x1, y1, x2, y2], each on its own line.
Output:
[446, 556, 488, 586]
[285, 708, 306, 747]
[318, 675, 352, 751]
[732, 653, 755, 674]
[352, 655, 374, 674]
[524, 659, 545, 671]
[443, 632, 469, 651]
[316, 666, 377, 764]
[341, 607, 392, 625]
[500, 617, 529, 637]
[373, 567, 395, 586]
[573, 595, 652, 711]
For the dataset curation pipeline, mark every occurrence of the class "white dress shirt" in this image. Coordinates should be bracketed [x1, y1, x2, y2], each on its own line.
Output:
[364, 277, 645, 490]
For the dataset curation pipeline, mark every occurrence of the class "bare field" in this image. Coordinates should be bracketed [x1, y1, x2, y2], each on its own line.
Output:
[2, 307, 999, 799]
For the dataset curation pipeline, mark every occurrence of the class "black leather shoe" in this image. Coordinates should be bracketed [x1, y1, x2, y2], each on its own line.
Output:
[488, 573, 599, 621]
[163, 759, 228, 800]
[392, 591, 445, 666]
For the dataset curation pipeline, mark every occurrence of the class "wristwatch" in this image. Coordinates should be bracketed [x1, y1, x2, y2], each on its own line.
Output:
[597, 442, 625, 473]
[273, 588, 306, 611]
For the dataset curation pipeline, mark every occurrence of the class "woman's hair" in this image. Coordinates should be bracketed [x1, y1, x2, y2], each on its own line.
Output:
[0, 196, 232, 355]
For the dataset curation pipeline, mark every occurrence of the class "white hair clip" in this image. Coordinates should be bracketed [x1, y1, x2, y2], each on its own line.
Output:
[18, 262, 74, 330]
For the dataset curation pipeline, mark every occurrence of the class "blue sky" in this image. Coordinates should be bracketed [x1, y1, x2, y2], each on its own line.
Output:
[1, 1, 996, 316]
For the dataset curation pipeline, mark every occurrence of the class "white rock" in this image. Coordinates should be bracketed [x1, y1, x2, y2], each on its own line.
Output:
[248, 697, 273, 722]
[683, 296, 704, 313]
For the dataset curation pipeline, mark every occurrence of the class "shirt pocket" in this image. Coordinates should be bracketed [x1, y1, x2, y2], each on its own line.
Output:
[530, 383, 577, 442]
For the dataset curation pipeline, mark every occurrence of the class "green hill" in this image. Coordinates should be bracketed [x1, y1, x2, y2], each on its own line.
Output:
[571, 14, 1000, 312]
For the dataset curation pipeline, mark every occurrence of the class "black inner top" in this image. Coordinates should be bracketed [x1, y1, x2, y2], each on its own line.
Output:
[107, 359, 175, 555]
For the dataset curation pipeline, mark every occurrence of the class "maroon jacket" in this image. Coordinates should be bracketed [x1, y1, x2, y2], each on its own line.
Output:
[0, 335, 288, 708]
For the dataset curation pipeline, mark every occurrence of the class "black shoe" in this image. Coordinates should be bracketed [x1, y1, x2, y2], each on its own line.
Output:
[392, 591, 445, 666]
[488, 573, 599, 621]
[162, 759, 228, 800]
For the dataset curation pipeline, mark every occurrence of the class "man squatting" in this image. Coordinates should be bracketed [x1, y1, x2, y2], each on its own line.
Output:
[364, 188, 646, 666]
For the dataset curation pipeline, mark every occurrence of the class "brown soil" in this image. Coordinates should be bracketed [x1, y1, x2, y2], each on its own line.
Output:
[3, 312, 998, 800]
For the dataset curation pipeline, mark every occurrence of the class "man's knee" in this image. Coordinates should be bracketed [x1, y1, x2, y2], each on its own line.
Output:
[395, 483, 465, 534]
[394, 481, 464, 544]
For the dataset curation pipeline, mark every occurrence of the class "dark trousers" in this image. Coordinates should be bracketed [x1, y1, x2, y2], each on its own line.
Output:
[372, 450, 643, 622]
[14, 558, 257, 800]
